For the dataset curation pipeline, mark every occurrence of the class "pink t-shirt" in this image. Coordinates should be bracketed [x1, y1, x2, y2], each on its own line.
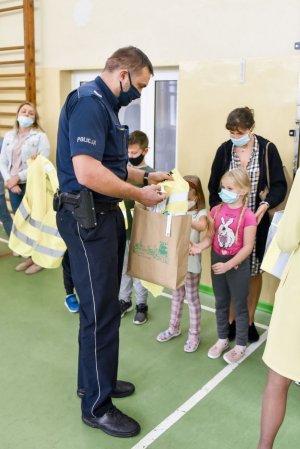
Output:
[211, 203, 257, 256]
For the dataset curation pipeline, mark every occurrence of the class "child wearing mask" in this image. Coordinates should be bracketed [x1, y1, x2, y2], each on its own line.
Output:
[119, 130, 155, 324]
[190, 168, 257, 363]
[157, 175, 207, 352]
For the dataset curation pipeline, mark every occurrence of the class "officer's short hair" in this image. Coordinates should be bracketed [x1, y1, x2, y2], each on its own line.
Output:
[128, 130, 149, 149]
[104, 46, 154, 76]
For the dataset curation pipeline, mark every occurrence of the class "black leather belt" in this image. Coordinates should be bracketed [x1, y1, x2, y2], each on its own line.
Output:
[62, 201, 119, 213]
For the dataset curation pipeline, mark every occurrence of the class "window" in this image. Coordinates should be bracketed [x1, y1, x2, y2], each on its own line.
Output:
[72, 68, 178, 170]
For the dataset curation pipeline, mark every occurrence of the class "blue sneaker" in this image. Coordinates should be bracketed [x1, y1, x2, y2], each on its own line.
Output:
[65, 294, 80, 313]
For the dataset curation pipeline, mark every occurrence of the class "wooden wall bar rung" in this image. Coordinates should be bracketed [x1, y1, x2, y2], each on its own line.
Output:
[0, 73, 25, 78]
[0, 86, 25, 90]
[0, 1, 36, 105]
[0, 46, 25, 52]
[0, 112, 16, 116]
[0, 99, 25, 104]
[0, 125, 13, 129]
[0, 60, 25, 65]
[0, 6, 23, 14]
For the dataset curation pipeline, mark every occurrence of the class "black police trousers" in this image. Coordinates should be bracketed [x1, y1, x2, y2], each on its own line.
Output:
[57, 206, 126, 417]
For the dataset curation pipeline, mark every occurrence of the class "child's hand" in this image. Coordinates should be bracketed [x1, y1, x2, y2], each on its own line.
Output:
[189, 242, 201, 255]
[212, 262, 230, 275]
[30, 152, 39, 160]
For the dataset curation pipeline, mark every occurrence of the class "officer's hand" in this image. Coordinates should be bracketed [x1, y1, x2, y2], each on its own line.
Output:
[138, 184, 166, 207]
[148, 171, 173, 185]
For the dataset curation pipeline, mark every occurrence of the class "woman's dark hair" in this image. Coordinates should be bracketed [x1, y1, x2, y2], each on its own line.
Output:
[225, 107, 255, 132]
[104, 46, 154, 76]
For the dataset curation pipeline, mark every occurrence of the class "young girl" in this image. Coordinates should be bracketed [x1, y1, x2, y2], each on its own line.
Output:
[157, 175, 208, 352]
[190, 168, 257, 364]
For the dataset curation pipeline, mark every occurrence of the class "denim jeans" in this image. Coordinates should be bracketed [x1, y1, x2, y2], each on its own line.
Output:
[0, 177, 13, 236]
[8, 183, 26, 214]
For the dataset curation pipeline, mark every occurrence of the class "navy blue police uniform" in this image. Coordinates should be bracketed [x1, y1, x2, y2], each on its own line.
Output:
[56, 76, 127, 418]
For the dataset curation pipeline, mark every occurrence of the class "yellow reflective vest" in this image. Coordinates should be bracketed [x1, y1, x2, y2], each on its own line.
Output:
[9, 155, 66, 268]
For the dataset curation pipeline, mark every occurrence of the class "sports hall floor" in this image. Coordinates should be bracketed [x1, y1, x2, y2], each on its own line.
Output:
[0, 228, 299, 449]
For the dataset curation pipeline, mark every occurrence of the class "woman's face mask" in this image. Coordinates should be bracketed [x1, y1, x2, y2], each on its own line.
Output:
[230, 133, 251, 147]
[17, 115, 34, 128]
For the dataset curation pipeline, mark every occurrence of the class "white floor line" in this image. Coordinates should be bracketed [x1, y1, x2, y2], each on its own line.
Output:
[132, 292, 269, 449]
[131, 330, 268, 449]
[0, 237, 9, 244]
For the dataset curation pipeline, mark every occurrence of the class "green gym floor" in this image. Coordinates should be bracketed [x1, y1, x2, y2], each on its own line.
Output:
[0, 230, 299, 449]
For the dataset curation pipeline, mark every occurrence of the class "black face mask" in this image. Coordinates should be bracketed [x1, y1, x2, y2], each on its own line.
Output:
[118, 72, 141, 107]
[129, 153, 145, 166]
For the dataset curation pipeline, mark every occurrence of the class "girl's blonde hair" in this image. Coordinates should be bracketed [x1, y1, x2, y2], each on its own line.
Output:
[212, 168, 251, 244]
[183, 175, 206, 211]
[220, 168, 250, 205]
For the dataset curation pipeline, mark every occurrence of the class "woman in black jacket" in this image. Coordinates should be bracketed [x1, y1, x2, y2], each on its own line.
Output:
[208, 107, 287, 342]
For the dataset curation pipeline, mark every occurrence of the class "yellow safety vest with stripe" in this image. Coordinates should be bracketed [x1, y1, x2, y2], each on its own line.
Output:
[9, 155, 66, 268]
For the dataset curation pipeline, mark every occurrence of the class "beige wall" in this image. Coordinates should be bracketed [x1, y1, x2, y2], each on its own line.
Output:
[38, 0, 300, 68]
[1, 0, 300, 303]
[177, 56, 300, 303]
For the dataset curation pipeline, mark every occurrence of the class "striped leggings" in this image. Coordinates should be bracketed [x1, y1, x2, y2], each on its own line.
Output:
[169, 271, 201, 337]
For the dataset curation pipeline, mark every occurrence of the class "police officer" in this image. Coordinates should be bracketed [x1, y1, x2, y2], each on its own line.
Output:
[56, 46, 170, 438]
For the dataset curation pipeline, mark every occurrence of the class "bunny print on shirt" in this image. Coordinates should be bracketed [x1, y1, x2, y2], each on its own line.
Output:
[217, 217, 235, 248]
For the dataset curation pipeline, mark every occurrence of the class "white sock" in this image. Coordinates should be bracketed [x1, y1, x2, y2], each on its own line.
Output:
[236, 344, 246, 352]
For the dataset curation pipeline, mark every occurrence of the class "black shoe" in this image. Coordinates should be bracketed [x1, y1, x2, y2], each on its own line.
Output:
[82, 406, 140, 438]
[119, 300, 133, 318]
[77, 380, 135, 399]
[111, 380, 135, 398]
[133, 303, 148, 325]
[228, 321, 236, 341]
[248, 323, 259, 342]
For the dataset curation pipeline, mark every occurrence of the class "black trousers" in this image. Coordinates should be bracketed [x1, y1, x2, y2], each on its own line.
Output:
[62, 251, 74, 295]
[57, 206, 126, 417]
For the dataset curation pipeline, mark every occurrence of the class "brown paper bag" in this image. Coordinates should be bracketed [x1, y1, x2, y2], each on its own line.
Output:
[127, 204, 192, 290]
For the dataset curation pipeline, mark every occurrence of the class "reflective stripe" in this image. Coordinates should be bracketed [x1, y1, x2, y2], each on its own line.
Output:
[12, 224, 35, 247]
[40, 223, 61, 238]
[12, 226, 65, 258]
[18, 202, 60, 237]
[18, 202, 30, 220]
[34, 243, 65, 258]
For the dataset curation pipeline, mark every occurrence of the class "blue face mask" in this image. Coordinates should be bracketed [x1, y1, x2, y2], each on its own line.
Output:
[219, 188, 239, 204]
[17, 115, 34, 128]
[118, 72, 141, 107]
[231, 134, 250, 147]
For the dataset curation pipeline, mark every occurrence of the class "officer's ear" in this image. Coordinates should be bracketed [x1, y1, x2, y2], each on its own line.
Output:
[119, 69, 129, 82]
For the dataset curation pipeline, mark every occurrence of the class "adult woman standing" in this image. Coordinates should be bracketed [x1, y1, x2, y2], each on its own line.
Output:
[208, 107, 287, 342]
[257, 168, 300, 449]
[0, 102, 50, 273]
